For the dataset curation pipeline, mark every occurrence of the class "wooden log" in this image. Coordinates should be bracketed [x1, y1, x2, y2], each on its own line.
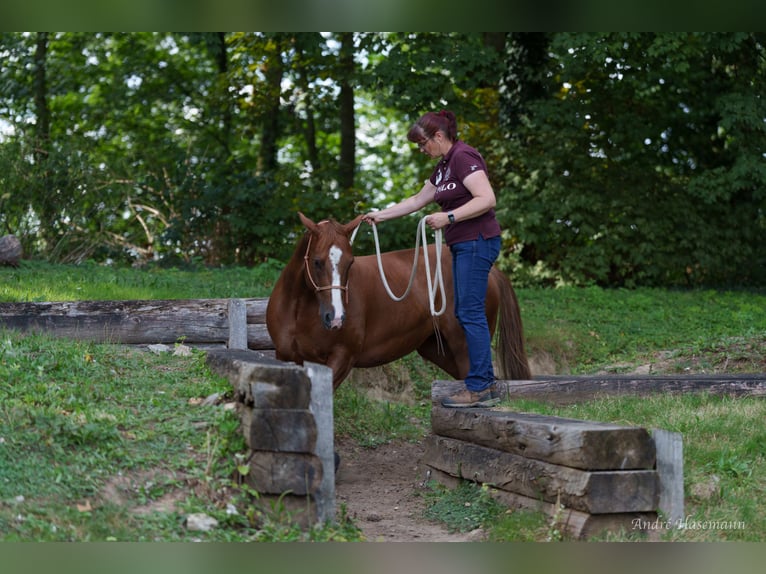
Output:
[0, 298, 276, 349]
[246, 323, 275, 350]
[422, 435, 659, 514]
[245, 298, 268, 324]
[206, 350, 312, 409]
[240, 407, 317, 452]
[427, 467, 657, 540]
[433, 376, 766, 406]
[0, 235, 22, 267]
[244, 451, 323, 496]
[431, 406, 655, 470]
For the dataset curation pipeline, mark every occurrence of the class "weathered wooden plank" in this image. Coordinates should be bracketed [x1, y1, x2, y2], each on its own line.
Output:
[428, 467, 657, 540]
[240, 408, 318, 452]
[433, 376, 766, 406]
[228, 298, 248, 350]
[653, 429, 684, 526]
[431, 406, 655, 470]
[206, 349, 311, 409]
[0, 297, 276, 348]
[244, 451, 323, 495]
[0, 299, 229, 344]
[422, 435, 658, 514]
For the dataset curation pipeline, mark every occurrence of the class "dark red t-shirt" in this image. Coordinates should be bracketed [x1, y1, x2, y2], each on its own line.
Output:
[428, 140, 502, 245]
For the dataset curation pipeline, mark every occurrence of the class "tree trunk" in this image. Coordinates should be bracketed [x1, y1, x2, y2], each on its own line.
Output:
[338, 32, 356, 198]
[257, 34, 285, 175]
[34, 32, 50, 161]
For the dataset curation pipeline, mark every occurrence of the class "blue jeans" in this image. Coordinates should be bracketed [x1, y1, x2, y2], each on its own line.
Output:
[450, 234, 501, 392]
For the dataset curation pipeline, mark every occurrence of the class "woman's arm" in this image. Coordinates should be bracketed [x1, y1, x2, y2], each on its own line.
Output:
[363, 180, 437, 224]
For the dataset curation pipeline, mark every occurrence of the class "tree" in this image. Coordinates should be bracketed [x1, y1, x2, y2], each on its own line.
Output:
[497, 32, 766, 286]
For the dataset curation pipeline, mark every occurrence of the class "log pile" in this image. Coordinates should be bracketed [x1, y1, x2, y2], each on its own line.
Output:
[205, 349, 335, 527]
[423, 380, 665, 539]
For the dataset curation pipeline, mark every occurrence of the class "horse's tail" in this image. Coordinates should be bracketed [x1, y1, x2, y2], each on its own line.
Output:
[492, 268, 532, 380]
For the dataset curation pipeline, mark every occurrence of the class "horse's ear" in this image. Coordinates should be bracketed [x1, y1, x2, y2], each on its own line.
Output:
[298, 212, 318, 233]
[343, 214, 364, 237]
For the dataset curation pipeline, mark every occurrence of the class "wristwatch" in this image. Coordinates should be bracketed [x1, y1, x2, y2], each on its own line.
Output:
[447, 212, 455, 224]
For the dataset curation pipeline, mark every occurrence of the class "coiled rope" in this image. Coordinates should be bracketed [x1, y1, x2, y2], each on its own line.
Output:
[351, 215, 447, 317]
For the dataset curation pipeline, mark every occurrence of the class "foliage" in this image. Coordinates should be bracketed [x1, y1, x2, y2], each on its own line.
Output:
[497, 32, 766, 287]
[3, 32, 764, 287]
[422, 481, 505, 533]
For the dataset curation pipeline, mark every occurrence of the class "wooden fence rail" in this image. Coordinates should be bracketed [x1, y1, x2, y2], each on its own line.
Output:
[0, 298, 272, 350]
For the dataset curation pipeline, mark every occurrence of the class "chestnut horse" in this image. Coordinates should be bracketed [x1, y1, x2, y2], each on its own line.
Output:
[266, 212, 530, 390]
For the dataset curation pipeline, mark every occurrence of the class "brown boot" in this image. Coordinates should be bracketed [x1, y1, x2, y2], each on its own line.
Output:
[441, 384, 500, 408]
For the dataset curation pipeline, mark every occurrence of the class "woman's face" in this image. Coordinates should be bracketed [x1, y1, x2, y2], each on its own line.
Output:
[415, 130, 442, 158]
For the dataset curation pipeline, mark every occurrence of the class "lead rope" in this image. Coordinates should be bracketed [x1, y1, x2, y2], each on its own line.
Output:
[350, 215, 447, 317]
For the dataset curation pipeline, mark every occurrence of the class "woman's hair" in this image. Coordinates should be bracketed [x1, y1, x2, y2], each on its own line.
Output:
[407, 110, 458, 143]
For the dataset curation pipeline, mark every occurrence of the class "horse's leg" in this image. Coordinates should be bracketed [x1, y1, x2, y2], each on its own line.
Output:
[416, 333, 469, 380]
[326, 350, 355, 391]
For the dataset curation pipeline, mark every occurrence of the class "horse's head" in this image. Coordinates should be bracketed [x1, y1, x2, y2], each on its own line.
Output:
[299, 212, 364, 330]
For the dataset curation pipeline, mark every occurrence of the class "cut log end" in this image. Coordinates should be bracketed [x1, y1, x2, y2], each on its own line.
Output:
[0, 235, 22, 267]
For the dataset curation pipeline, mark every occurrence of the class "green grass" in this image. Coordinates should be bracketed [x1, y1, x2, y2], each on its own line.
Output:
[2, 260, 766, 541]
[0, 259, 282, 302]
[0, 331, 361, 541]
[516, 285, 766, 373]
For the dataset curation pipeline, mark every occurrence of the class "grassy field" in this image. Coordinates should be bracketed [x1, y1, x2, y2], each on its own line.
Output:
[1, 260, 765, 541]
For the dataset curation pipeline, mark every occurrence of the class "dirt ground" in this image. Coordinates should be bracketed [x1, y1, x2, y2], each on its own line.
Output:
[334, 436, 484, 542]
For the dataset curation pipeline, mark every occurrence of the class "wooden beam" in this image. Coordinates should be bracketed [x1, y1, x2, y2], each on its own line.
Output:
[422, 435, 659, 514]
[431, 406, 655, 470]
[427, 467, 657, 540]
[0, 298, 276, 350]
[433, 375, 766, 406]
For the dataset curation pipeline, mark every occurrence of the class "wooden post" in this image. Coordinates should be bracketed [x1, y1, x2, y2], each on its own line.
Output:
[227, 298, 248, 350]
[306, 361, 335, 525]
[653, 429, 684, 527]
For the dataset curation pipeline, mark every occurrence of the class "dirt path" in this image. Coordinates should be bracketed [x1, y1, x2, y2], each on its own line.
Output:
[334, 437, 484, 542]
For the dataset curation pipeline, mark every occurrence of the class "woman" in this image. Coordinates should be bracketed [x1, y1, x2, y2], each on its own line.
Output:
[363, 110, 502, 408]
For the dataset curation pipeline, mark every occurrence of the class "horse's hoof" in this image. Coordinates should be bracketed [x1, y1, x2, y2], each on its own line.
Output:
[334, 451, 341, 473]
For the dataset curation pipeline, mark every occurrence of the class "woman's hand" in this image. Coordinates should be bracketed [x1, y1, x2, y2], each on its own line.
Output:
[362, 212, 383, 225]
[425, 211, 451, 230]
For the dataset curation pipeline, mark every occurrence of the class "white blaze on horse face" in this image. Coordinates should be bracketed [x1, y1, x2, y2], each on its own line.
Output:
[328, 244, 345, 328]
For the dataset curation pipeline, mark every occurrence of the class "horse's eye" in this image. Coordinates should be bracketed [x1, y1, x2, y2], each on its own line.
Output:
[313, 259, 324, 271]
